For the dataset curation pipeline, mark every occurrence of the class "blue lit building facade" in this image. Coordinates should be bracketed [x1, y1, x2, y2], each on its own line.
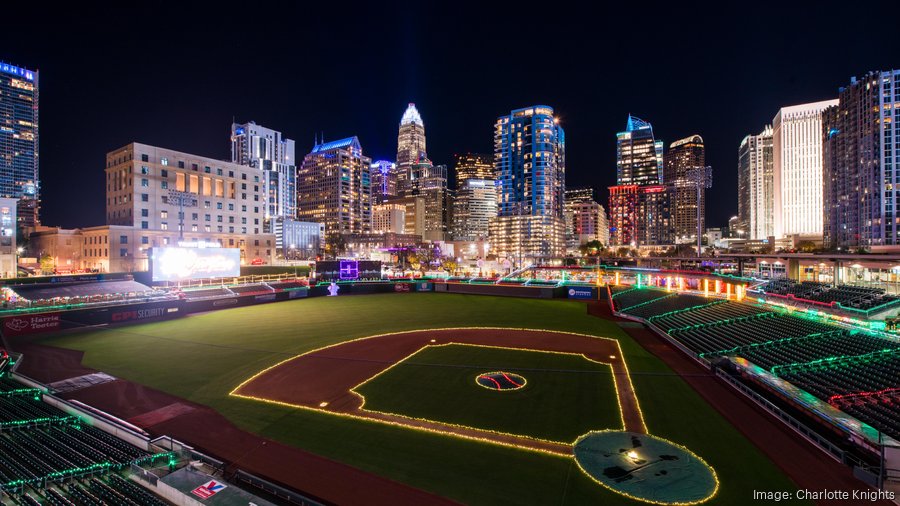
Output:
[371, 160, 397, 202]
[0, 62, 39, 233]
[297, 137, 372, 239]
[823, 70, 900, 249]
[489, 105, 566, 261]
[608, 115, 671, 247]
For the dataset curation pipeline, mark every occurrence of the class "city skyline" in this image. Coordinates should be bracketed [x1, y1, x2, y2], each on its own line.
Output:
[2, 4, 898, 231]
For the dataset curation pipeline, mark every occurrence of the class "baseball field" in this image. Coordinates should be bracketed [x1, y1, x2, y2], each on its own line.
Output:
[29, 293, 805, 504]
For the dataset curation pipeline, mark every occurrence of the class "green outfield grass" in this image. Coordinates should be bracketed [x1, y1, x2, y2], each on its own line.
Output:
[34, 293, 808, 505]
[355, 343, 621, 442]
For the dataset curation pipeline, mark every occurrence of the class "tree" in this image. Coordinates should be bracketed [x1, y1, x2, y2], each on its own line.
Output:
[325, 233, 346, 258]
[441, 258, 459, 275]
[578, 240, 605, 257]
[797, 240, 818, 253]
[39, 254, 54, 275]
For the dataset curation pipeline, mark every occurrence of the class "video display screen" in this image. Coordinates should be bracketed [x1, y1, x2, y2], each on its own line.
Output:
[150, 247, 241, 282]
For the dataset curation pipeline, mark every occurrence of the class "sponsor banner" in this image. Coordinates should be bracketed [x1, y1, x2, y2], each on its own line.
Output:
[254, 293, 276, 302]
[110, 307, 169, 323]
[394, 283, 411, 292]
[3, 313, 61, 336]
[213, 299, 237, 307]
[288, 289, 307, 299]
[191, 479, 227, 499]
[567, 287, 595, 300]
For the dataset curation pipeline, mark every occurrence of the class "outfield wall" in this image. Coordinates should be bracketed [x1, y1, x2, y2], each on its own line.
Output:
[2, 288, 309, 338]
[1, 280, 605, 339]
[433, 282, 562, 298]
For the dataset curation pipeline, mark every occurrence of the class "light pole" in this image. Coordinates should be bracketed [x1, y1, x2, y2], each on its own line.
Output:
[166, 190, 198, 242]
[686, 167, 712, 258]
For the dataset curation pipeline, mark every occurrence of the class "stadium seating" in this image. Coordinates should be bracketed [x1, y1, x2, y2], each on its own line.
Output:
[646, 301, 771, 332]
[622, 294, 710, 319]
[0, 376, 173, 502]
[228, 283, 274, 295]
[758, 279, 900, 310]
[267, 280, 308, 290]
[610, 287, 671, 311]
[781, 353, 900, 440]
[618, 289, 900, 442]
[178, 287, 234, 300]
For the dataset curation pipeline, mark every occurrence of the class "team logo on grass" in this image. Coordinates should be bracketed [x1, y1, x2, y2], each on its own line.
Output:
[475, 371, 526, 391]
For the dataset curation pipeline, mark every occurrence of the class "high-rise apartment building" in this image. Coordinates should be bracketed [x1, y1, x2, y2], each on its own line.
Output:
[664, 135, 706, 243]
[371, 160, 397, 202]
[452, 179, 497, 241]
[565, 187, 595, 250]
[823, 70, 900, 249]
[490, 105, 566, 261]
[739, 126, 774, 240]
[571, 200, 609, 247]
[104, 142, 275, 264]
[773, 99, 838, 238]
[0, 62, 39, 233]
[297, 137, 373, 237]
[230, 121, 297, 254]
[454, 153, 494, 187]
[608, 115, 671, 247]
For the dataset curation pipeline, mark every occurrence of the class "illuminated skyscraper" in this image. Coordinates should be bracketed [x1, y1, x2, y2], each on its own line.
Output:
[297, 137, 372, 237]
[739, 126, 774, 240]
[230, 121, 296, 253]
[396, 103, 427, 194]
[452, 179, 497, 241]
[454, 153, 494, 187]
[608, 115, 670, 247]
[823, 70, 900, 249]
[0, 62, 39, 232]
[617, 115, 663, 186]
[489, 105, 566, 261]
[773, 99, 837, 238]
[664, 135, 707, 243]
[370, 160, 397, 202]
[402, 162, 449, 241]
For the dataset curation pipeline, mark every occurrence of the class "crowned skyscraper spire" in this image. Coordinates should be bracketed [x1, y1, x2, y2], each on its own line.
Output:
[400, 103, 424, 126]
[397, 103, 427, 169]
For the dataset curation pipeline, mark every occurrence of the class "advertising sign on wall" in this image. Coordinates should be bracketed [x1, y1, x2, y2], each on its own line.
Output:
[2, 313, 61, 336]
[567, 287, 596, 300]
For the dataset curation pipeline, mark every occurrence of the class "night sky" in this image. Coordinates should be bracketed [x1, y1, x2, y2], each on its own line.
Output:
[3, 3, 897, 230]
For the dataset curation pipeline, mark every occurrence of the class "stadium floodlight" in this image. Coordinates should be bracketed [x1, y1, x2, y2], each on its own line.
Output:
[686, 166, 712, 258]
[167, 190, 198, 240]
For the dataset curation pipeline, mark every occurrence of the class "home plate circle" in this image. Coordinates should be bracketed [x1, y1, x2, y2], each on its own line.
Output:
[475, 371, 526, 391]
[573, 431, 718, 504]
